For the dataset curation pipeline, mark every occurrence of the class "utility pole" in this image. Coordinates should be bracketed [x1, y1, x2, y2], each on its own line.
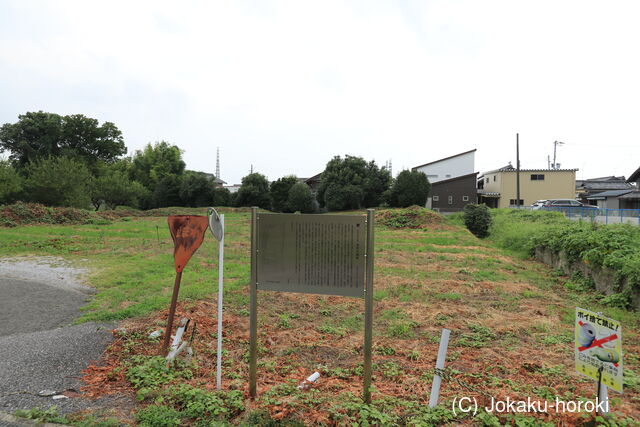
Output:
[516, 133, 521, 208]
[552, 140, 565, 169]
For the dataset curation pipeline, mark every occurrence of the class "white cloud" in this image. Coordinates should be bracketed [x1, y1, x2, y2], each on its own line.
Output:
[1, 0, 638, 183]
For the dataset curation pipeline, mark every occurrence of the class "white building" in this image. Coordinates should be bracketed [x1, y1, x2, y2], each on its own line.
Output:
[412, 149, 476, 183]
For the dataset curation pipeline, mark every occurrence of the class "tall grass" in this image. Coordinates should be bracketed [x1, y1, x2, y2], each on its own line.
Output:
[485, 209, 569, 256]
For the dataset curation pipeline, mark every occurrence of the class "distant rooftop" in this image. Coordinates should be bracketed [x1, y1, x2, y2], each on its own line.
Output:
[586, 189, 634, 200]
[412, 149, 476, 170]
[482, 164, 578, 174]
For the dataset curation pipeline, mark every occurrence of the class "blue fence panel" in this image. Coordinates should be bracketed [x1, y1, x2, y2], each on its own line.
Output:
[513, 206, 640, 226]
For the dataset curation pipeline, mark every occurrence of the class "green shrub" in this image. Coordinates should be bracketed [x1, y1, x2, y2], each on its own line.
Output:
[463, 204, 492, 238]
[0, 202, 114, 227]
[125, 356, 179, 389]
[135, 405, 182, 427]
[165, 384, 244, 421]
[377, 206, 443, 229]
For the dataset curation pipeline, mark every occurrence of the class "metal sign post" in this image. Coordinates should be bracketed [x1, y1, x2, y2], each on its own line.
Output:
[575, 307, 622, 417]
[208, 208, 225, 390]
[249, 208, 258, 397]
[428, 328, 451, 407]
[248, 208, 374, 403]
[161, 215, 209, 355]
[363, 209, 374, 404]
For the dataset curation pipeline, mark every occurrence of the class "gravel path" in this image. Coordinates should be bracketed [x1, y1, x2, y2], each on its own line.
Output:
[0, 257, 132, 424]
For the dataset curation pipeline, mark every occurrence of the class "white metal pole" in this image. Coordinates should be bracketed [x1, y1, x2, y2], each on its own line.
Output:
[429, 328, 451, 408]
[216, 214, 225, 390]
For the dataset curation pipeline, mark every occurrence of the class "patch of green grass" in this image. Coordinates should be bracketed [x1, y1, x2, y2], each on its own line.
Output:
[433, 292, 462, 301]
[135, 405, 182, 427]
[317, 324, 346, 337]
[0, 209, 251, 322]
[457, 324, 497, 348]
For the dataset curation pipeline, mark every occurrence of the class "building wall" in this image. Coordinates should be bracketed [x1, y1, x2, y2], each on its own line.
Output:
[431, 174, 478, 212]
[483, 170, 576, 208]
[414, 151, 474, 183]
[502, 171, 575, 208]
[481, 172, 502, 194]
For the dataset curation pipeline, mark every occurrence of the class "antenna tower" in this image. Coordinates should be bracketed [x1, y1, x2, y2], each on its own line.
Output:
[216, 147, 221, 179]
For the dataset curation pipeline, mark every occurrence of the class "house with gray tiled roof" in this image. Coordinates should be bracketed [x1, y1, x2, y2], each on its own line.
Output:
[576, 176, 633, 204]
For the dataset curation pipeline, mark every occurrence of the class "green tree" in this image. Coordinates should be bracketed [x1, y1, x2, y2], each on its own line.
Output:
[151, 175, 183, 208]
[0, 159, 23, 204]
[387, 170, 431, 207]
[91, 167, 148, 210]
[0, 111, 126, 171]
[270, 175, 298, 212]
[362, 162, 392, 207]
[211, 187, 231, 207]
[324, 183, 364, 211]
[318, 155, 390, 211]
[24, 156, 93, 208]
[287, 182, 316, 213]
[179, 171, 215, 207]
[128, 141, 186, 208]
[463, 204, 492, 238]
[235, 173, 270, 209]
[129, 141, 185, 189]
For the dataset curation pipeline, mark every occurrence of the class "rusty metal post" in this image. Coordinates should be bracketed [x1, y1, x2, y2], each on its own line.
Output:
[363, 209, 375, 404]
[161, 270, 183, 355]
[249, 207, 258, 397]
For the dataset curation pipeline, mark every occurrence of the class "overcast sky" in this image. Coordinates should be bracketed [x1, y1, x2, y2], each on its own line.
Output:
[1, 0, 639, 185]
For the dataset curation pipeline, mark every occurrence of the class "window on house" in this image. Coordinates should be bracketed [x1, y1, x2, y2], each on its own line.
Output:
[432, 195, 439, 202]
[446, 174, 451, 178]
[462, 195, 469, 202]
[531, 174, 545, 181]
[448, 196, 453, 205]
[509, 199, 525, 206]
[493, 176, 496, 181]
[485, 178, 489, 183]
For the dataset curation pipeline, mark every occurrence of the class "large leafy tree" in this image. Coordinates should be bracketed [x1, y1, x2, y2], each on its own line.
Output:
[24, 156, 93, 208]
[318, 155, 390, 211]
[287, 182, 316, 213]
[387, 170, 430, 208]
[129, 141, 185, 190]
[128, 141, 185, 208]
[269, 175, 298, 212]
[0, 111, 126, 172]
[235, 173, 271, 209]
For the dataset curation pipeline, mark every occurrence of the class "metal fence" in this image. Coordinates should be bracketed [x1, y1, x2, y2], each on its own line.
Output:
[511, 206, 640, 225]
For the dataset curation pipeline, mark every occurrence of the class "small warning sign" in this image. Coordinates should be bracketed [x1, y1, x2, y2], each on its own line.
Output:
[575, 307, 623, 393]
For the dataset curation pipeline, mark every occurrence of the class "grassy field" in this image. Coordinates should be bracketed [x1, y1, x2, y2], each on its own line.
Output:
[1, 208, 639, 426]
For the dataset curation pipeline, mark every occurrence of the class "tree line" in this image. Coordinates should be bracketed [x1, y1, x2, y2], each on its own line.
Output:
[0, 111, 431, 212]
